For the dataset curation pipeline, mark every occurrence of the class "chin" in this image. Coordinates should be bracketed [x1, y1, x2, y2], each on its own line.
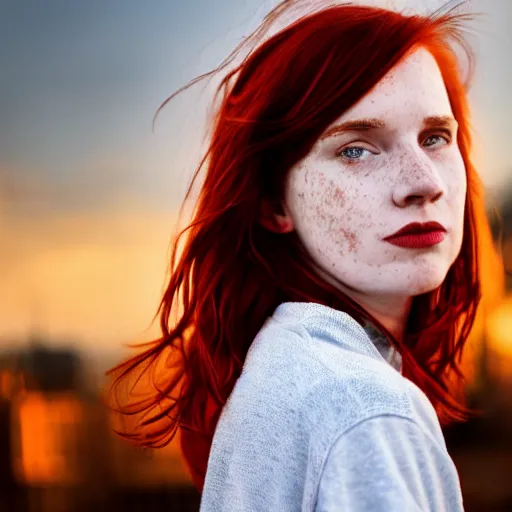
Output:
[409, 273, 447, 296]
[407, 256, 453, 294]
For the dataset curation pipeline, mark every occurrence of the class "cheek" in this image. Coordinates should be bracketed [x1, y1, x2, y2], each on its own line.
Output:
[448, 155, 467, 210]
[289, 168, 363, 255]
[440, 155, 466, 254]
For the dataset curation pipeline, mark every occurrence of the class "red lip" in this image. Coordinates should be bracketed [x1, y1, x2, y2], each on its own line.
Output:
[384, 221, 446, 239]
[384, 221, 447, 249]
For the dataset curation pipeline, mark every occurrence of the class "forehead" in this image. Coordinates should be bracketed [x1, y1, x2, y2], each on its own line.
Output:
[332, 48, 453, 127]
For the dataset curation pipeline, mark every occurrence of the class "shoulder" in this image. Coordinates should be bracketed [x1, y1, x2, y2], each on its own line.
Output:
[206, 318, 449, 509]
[297, 356, 413, 478]
[301, 356, 448, 456]
[241, 315, 418, 431]
[314, 414, 464, 511]
[239, 317, 418, 457]
[300, 347, 413, 433]
[218, 312, 443, 466]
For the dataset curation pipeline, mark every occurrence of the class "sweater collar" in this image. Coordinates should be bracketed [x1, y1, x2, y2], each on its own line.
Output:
[272, 302, 402, 373]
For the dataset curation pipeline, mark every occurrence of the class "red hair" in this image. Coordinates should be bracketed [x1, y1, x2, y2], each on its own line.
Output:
[107, 1, 504, 492]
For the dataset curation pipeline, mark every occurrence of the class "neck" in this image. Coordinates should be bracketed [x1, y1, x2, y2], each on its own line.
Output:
[314, 265, 412, 343]
[356, 295, 412, 344]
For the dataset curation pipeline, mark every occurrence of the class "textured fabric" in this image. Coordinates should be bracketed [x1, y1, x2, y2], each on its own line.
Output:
[199, 301, 464, 511]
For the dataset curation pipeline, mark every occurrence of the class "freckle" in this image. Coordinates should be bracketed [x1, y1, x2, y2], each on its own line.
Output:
[333, 187, 345, 203]
[315, 204, 327, 221]
[335, 226, 358, 253]
[346, 232, 357, 252]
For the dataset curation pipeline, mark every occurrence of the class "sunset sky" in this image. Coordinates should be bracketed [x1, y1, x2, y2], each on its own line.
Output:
[2, 0, 511, 363]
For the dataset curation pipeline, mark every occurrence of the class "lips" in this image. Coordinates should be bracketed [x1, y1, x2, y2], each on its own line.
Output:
[384, 221, 446, 239]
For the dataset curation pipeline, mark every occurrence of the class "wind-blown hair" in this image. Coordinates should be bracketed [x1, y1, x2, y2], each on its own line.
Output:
[107, 0, 504, 492]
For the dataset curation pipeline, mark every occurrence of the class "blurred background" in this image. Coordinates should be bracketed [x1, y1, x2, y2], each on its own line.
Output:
[1, 0, 512, 510]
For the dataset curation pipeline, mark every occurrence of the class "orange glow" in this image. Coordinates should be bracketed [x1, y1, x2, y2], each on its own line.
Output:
[451, 199, 507, 387]
[12, 392, 85, 485]
[0, 207, 179, 348]
[0, 370, 14, 399]
[487, 295, 512, 358]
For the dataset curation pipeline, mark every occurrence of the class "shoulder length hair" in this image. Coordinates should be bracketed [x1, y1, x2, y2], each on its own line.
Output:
[107, 0, 504, 492]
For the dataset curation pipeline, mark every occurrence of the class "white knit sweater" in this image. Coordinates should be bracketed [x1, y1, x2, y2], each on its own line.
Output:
[199, 301, 464, 511]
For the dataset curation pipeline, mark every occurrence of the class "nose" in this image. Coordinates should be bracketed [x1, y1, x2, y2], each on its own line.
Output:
[392, 146, 447, 208]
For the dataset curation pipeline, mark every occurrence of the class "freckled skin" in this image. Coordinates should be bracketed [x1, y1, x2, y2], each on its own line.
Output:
[280, 49, 467, 321]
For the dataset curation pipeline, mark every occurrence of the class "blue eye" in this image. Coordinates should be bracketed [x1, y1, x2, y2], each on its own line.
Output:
[338, 146, 372, 161]
[423, 134, 450, 148]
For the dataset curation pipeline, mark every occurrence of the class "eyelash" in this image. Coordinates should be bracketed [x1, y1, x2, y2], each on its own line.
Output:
[423, 133, 451, 148]
[336, 132, 452, 163]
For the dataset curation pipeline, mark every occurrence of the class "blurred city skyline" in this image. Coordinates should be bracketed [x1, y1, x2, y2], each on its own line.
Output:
[2, 0, 512, 356]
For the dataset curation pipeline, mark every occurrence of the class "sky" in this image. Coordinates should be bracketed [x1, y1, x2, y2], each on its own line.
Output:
[1, 0, 511, 363]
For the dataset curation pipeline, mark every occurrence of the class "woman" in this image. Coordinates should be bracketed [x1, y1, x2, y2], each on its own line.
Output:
[108, 1, 504, 510]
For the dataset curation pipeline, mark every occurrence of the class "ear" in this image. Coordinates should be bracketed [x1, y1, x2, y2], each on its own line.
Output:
[257, 198, 295, 234]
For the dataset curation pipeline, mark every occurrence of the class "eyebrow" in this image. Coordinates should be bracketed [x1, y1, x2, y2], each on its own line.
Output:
[319, 115, 458, 140]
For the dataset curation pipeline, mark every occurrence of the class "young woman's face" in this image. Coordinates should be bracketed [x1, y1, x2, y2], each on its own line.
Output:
[282, 48, 466, 299]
